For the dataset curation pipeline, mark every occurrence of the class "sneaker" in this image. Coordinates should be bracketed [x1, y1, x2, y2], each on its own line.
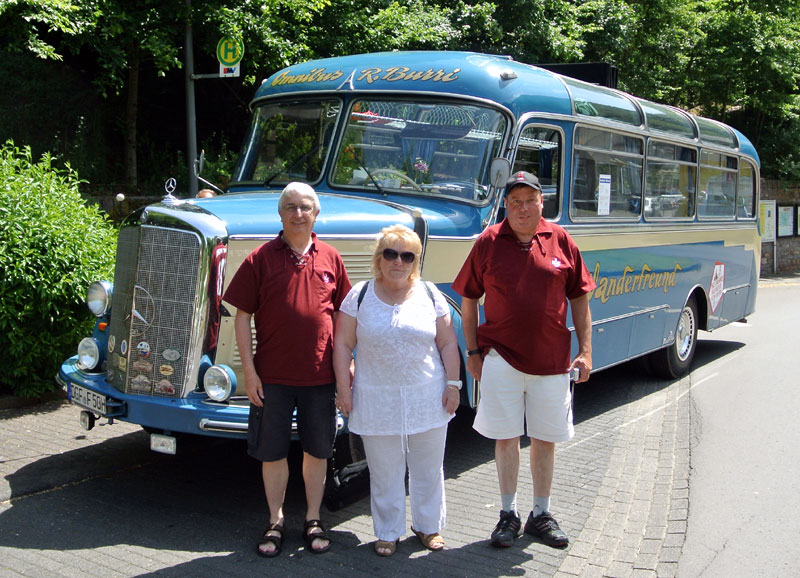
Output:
[490, 510, 521, 548]
[524, 511, 569, 548]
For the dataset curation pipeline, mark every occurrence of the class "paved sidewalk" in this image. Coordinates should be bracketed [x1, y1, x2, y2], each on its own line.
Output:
[0, 366, 691, 577]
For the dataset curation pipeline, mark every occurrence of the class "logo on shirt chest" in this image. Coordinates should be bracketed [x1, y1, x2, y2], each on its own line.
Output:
[551, 258, 562, 269]
[322, 272, 333, 283]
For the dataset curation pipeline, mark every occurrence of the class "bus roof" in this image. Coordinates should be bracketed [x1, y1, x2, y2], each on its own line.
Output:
[254, 51, 759, 164]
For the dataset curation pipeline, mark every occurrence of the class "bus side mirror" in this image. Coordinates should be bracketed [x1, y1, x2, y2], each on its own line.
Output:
[490, 158, 510, 189]
[195, 150, 206, 177]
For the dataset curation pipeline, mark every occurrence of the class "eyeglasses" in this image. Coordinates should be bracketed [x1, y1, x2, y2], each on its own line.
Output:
[382, 248, 415, 264]
[282, 203, 315, 214]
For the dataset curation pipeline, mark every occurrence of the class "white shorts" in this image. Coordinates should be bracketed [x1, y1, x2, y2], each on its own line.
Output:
[473, 349, 574, 442]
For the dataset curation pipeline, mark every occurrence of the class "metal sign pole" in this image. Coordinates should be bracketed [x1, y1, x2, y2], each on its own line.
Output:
[184, 0, 198, 198]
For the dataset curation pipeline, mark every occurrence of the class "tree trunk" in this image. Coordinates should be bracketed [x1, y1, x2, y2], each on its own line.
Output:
[124, 48, 140, 188]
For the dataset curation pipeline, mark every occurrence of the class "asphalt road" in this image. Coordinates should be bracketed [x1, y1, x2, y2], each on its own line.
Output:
[677, 277, 800, 578]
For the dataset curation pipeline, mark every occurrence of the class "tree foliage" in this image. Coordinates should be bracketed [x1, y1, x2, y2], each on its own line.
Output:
[0, 0, 82, 60]
[1, 0, 183, 94]
[198, 0, 500, 84]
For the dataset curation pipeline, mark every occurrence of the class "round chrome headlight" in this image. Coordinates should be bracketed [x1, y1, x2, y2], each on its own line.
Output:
[77, 337, 101, 370]
[203, 365, 237, 402]
[86, 281, 113, 317]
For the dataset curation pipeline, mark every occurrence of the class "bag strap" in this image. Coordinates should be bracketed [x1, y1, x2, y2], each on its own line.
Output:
[357, 279, 436, 310]
[356, 280, 370, 310]
[422, 280, 436, 306]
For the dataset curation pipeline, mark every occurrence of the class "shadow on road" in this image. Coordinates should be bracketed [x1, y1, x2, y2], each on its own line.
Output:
[572, 338, 744, 426]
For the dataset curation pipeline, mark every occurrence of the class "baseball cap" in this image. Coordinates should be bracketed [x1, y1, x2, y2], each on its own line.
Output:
[505, 171, 542, 193]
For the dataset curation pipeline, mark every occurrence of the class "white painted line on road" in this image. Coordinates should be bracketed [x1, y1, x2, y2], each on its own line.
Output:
[562, 372, 719, 452]
[561, 429, 604, 451]
[616, 373, 717, 429]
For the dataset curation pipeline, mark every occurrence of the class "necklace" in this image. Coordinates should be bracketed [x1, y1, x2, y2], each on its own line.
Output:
[289, 247, 310, 268]
[378, 280, 412, 305]
[517, 239, 533, 252]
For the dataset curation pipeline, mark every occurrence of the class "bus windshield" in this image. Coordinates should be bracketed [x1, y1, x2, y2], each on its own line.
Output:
[331, 99, 507, 203]
[233, 98, 342, 186]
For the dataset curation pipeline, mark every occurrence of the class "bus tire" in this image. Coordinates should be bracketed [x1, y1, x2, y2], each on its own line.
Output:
[648, 296, 698, 379]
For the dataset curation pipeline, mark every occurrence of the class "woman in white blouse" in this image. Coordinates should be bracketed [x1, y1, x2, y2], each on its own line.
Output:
[333, 224, 461, 557]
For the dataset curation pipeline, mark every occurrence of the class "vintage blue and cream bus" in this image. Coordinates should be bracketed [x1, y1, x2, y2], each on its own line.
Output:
[59, 51, 759, 466]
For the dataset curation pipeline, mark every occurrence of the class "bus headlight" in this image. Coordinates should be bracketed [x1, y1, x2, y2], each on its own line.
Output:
[77, 337, 101, 370]
[86, 281, 113, 317]
[203, 365, 237, 402]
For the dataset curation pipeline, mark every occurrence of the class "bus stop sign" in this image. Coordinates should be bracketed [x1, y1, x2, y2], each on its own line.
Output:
[217, 37, 244, 77]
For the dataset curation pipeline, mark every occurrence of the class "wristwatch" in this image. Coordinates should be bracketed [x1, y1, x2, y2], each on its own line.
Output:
[467, 348, 482, 357]
[447, 379, 463, 390]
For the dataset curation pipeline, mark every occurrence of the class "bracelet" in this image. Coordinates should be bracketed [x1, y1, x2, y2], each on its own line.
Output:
[447, 379, 463, 390]
[467, 348, 482, 357]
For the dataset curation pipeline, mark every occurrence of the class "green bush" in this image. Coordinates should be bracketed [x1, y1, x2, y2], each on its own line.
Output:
[0, 141, 117, 397]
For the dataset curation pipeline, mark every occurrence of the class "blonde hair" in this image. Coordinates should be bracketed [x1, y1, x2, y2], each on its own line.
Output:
[370, 224, 422, 281]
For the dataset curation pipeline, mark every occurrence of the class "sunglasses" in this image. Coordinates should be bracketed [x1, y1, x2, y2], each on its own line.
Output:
[382, 248, 416, 264]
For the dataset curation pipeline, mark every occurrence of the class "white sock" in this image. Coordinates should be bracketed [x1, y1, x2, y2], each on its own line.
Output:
[501, 493, 518, 515]
[533, 496, 550, 517]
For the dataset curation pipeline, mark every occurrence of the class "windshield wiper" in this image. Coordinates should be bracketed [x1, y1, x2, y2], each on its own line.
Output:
[263, 143, 324, 188]
[344, 145, 386, 196]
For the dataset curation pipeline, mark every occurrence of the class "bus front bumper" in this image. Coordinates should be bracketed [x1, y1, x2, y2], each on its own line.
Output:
[57, 356, 251, 439]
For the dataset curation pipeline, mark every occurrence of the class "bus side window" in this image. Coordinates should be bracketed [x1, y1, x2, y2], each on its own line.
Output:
[644, 141, 697, 220]
[571, 126, 643, 220]
[572, 155, 597, 216]
[511, 125, 562, 219]
[737, 160, 757, 219]
[698, 151, 737, 219]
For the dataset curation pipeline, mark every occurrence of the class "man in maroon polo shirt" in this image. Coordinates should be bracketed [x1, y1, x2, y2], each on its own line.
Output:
[452, 171, 595, 550]
[223, 182, 351, 558]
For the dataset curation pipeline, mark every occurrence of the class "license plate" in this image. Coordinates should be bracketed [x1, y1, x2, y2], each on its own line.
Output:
[70, 383, 107, 414]
[150, 433, 177, 455]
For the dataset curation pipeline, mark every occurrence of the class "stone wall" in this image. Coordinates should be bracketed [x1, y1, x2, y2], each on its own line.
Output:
[760, 179, 800, 275]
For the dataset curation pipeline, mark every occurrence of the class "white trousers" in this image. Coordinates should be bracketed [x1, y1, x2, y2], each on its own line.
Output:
[361, 424, 448, 541]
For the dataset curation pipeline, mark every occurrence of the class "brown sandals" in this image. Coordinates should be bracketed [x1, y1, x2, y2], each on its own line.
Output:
[374, 539, 399, 556]
[374, 528, 444, 556]
[411, 527, 445, 551]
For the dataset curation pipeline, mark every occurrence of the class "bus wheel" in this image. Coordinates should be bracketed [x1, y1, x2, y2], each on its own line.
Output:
[648, 296, 698, 379]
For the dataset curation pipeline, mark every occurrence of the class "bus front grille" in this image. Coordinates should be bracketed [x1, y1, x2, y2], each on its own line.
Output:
[107, 225, 202, 399]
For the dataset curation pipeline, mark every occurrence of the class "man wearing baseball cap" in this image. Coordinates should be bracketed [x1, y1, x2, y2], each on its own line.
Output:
[452, 171, 595, 549]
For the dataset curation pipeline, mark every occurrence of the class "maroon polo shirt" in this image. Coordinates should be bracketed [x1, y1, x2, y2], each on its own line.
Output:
[223, 232, 351, 386]
[452, 219, 595, 375]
